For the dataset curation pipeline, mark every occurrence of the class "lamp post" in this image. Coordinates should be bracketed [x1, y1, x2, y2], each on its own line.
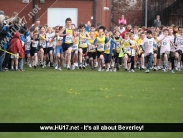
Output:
[145, 0, 148, 27]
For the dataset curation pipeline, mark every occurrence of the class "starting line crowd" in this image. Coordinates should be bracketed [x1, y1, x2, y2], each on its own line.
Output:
[0, 13, 183, 73]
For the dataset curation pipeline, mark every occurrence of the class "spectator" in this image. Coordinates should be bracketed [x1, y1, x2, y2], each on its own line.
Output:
[118, 23, 125, 33]
[0, 14, 9, 72]
[30, 19, 40, 32]
[85, 21, 91, 32]
[154, 15, 161, 27]
[120, 24, 132, 38]
[9, 32, 23, 71]
[118, 15, 127, 25]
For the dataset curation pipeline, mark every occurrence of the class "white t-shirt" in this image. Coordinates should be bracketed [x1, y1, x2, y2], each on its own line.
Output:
[141, 37, 156, 56]
[158, 35, 171, 54]
[47, 32, 55, 47]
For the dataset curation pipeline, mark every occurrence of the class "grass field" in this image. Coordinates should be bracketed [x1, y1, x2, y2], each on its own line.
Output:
[0, 66, 183, 138]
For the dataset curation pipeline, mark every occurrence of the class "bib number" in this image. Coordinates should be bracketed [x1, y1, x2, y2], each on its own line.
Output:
[97, 44, 104, 51]
[66, 35, 72, 43]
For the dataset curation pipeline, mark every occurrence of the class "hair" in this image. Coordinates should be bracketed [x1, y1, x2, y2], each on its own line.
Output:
[59, 26, 63, 30]
[147, 30, 152, 34]
[163, 29, 169, 32]
[124, 32, 130, 36]
[65, 18, 72, 23]
[98, 26, 106, 32]
[12, 12, 18, 17]
[91, 25, 95, 28]
[79, 23, 85, 29]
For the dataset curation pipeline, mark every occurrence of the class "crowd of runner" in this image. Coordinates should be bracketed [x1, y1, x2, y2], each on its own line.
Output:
[0, 12, 183, 73]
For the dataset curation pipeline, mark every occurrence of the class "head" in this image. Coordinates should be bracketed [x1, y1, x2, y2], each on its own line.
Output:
[153, 32, 158, 39]
[73, 29, 79, 37]
[126, 24, 132, 31]
[47, 27, 52, 33]
[71, 24, 75, 29]
[33, 30, 38, 37]
[79, 24, 85, 32]
[155, 26, 160, 32]
[130, 33, 134, 40]
[35, 19, 40, 27]
[121, 15, 125, 19]
[124, 32, 130, 40]
[40, 26, 46, 34]
[12, 12, 18, 18]
[98, 26, 106, 36]
[163, 29, 169, 36]
[115, 30, 120, 36]
[87, 21, 91, 27]
[156, 15, 160, 20]
[146, 30, 152, 38]
[169, 27, 173, 35]
[173, 26, 179, 32]
[65, 18, 72, 27]
[55, 26, 60, 33]
[133, 26, 139, 33]
[140, 32, 145, 40]
[179, 30, 183, 36]
[90, 31, 95, 38]
[119, 23, 124, 29]
[91, 25, 96, 32]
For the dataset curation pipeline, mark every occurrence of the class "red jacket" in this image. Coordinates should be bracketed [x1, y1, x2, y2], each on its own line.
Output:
[120, 29, 129, 39]
[9, 32, 24, 58]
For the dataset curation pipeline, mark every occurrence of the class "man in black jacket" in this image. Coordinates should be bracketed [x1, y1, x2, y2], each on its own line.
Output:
[0, 13, 9, 72]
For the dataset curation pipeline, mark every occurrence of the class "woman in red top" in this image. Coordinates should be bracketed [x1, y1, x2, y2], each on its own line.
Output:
[118, 15, 127, 25]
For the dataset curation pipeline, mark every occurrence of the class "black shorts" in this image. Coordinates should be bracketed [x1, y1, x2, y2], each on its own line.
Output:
[47, 47, 53, 52]
[79, 48, 87, 55]
[62, 43, 73, 52]
[43, 48, 48, 54]
[176, 50, 183, 56]
[30, 47, 38, 56]
[97, 51, 104, 58]
[154, 50, 158, 54]
[88, 52, 96, 59]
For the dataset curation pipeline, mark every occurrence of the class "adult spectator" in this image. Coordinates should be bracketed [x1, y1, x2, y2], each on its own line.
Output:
[118, 15, 127, 25]
[30, 19, 40, 32]
[154, 15, 161, 27]
[118, 23, 125, 33]
[0, 14, 9, 72]
[120, 24, 132, 38]
[85, 21, 91, 32]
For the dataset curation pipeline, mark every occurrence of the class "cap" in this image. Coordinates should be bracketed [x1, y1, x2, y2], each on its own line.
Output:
[0, 11, 4, 15]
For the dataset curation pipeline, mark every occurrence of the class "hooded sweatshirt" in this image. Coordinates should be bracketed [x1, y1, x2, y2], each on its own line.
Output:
[9, 32, 24, 58]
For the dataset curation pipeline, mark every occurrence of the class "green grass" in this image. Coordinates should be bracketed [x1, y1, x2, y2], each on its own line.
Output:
[0, 66, 183, 138]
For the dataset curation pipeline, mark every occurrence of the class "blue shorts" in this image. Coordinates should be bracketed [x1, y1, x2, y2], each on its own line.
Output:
[56, 46, 63, 54]
[26, 50, 30, 54]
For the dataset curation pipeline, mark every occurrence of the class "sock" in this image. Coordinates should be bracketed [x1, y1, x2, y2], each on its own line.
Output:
[15, 66, 18, 70]
[11, 66, 14, 69]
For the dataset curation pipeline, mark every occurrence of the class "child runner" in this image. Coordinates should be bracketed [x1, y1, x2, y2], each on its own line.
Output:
[141, 30, 157, 73]
[71, 29, 79, 70]
[93, 26, 108, 72]
[88, 31, 97, 70]
[104, 31, 118, 72]
[78, 24, 90, 69]
[169, 27, 176, 73]
[30, 30, 39, 69]
[39, 26, 48, 68]
[175, 29, 183, 71]
[47, 27, 55, 67]
[158, 29, 171, 72]
[52, 26, 63, 71]
[60, 18, 73, 70]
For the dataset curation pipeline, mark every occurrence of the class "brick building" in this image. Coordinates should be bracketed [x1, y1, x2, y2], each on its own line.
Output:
[0, 0, 182, 30]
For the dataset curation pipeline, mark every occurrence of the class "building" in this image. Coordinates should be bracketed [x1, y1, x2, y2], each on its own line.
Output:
[0, 0, 182, 30]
